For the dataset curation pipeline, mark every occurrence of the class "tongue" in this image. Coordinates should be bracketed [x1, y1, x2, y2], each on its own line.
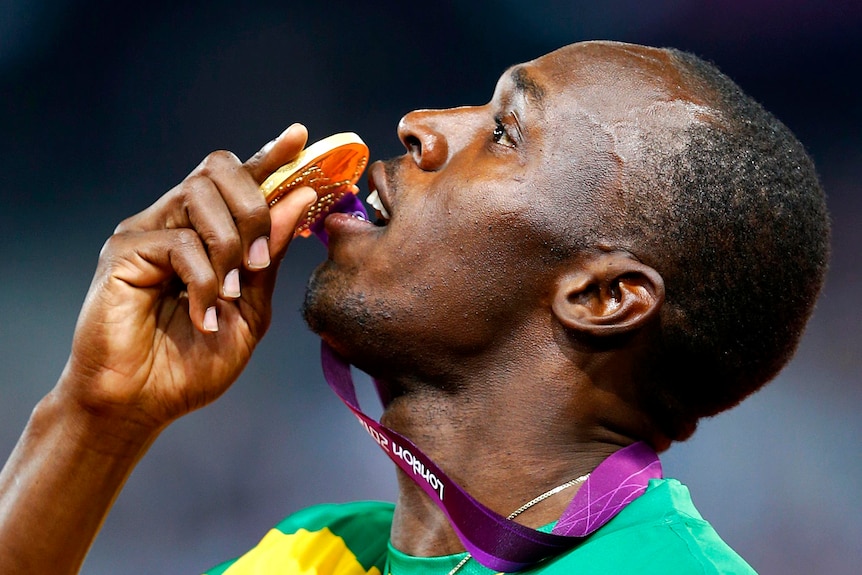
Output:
[310, 193, 369, 246]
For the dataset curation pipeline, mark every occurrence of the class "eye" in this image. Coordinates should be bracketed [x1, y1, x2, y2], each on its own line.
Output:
[493, 116, 516, 148]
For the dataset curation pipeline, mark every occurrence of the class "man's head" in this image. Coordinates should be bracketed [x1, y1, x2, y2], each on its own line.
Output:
[550, 43, 831, 443]
[303, 41, 829, 444]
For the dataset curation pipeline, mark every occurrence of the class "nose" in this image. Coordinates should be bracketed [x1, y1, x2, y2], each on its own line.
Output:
[397, 109, 450, 171]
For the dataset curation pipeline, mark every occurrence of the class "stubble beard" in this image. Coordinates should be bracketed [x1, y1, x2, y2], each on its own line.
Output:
[301, 261, 403, 373]
[301, 261, 451, 388]
[303, 262, 367, 344]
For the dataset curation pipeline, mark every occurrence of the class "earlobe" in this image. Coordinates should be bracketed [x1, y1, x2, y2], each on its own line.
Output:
[552, 252, 665, 338]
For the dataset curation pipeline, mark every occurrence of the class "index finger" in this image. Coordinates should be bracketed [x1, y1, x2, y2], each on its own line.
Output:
[244, 123, 309, 183]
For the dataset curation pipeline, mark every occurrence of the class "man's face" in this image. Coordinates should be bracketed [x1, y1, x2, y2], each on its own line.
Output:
[302, 41, 689, 381]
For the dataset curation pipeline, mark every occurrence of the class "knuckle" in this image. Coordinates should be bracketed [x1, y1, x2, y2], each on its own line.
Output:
[113, 215, 136, 235]
[198, 150, 240, 177]
[170, 231, 217, 288]
[188, 268, 218, 294]
[237, 202, 272, 235]
[247, 202, 272, 225]
[201, 227, 242, 263]
[173, 228, 202, 250]
[179, 173, 212, 201]
[98, 233, 122, 260]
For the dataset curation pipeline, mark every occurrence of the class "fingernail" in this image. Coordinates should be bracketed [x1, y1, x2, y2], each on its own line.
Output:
[204, 306, 219, 332]
[223, 269, 241, 298]
[248, 236, 271, 269]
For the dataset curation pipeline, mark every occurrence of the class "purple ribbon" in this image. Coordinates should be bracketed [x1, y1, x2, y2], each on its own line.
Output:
[310, 193, 368, 246]
[320, 342, 662, 572]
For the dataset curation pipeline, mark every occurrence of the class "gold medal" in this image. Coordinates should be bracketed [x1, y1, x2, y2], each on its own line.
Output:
[259, 132, 369, 237]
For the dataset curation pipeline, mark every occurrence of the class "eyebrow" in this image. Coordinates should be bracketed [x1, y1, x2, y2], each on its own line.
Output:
[509, 66, 546, 105]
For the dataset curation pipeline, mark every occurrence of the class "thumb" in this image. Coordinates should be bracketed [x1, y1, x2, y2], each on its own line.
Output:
[269, 186, 318, 260]
[236, 185, 316, 319]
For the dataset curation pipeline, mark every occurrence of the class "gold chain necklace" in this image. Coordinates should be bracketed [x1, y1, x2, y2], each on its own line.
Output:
[445, 473, 590, 575]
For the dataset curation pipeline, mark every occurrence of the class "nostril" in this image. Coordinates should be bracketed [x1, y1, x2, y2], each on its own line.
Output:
[404, 134, 422, 158]
[398, 110, 448, 170]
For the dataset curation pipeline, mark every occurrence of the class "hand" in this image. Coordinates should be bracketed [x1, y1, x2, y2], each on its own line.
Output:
[58, 123, 319, 437]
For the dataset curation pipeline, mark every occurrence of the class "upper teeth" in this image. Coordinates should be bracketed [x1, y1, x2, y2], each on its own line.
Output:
[367, 190, 391, 220]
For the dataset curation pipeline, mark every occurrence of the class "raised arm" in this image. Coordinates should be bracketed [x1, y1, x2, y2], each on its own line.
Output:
[0, 124, 319, 574]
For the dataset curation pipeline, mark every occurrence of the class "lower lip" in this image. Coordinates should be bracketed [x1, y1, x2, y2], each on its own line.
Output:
[324, 212, 379, 237]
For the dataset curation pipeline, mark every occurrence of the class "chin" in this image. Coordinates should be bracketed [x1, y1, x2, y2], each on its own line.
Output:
[301, 263, 350, 338]
[300, 262, 451, 383]
[301, 263, 383, 364]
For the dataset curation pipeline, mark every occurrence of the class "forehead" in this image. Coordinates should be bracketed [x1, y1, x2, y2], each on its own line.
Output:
[494, 41, 707, 122]
[492, 41, 716, 179]
[487, 43, 716, 242]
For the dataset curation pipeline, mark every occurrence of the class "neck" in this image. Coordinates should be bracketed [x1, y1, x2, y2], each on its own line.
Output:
[349, 317, 653, 558]
[380, 370, 630, 557]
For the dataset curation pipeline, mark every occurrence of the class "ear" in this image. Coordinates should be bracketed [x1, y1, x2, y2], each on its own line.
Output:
[552, 251, 665, 338]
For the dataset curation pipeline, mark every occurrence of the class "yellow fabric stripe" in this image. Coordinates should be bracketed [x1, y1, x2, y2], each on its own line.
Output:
[220, 527, 382, 575]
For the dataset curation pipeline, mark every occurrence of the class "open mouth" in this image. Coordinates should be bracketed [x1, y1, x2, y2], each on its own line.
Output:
[366, 190, 391, 226]
[366, 162, 393, 227]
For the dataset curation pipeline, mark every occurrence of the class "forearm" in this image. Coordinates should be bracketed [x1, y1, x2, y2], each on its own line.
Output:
[0, 386, 157, 575]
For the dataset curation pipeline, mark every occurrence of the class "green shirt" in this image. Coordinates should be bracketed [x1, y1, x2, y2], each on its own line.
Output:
[204, 479, 756, 574]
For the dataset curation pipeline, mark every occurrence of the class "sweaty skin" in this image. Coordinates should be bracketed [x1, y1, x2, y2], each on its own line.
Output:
[1, 42, 698, 572]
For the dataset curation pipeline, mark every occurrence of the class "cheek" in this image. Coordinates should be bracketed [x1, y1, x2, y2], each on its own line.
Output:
[304, 209, 554, 374]
[426, 220, 548, 333]
[416, 180, 549, 306]
[360, 233, 532, 354]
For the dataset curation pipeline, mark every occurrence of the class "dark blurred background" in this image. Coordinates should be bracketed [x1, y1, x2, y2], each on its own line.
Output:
[1, 1, 859, 573]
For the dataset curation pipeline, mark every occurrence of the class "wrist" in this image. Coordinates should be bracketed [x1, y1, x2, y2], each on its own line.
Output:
[0, 379, 160, 574]
[34, 385, 159, 462]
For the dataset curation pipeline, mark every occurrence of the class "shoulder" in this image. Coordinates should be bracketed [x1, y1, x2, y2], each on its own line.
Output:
[204, 501, 394, 575]
[537, 479, 757, 574]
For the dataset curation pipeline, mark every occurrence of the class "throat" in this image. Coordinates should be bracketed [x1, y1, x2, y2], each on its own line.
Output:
[383, 398, 608, 558]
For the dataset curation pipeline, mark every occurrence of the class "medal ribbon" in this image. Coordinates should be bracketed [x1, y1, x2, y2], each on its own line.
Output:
[320, 342, 662, 572]
[310, 193, 368, 246]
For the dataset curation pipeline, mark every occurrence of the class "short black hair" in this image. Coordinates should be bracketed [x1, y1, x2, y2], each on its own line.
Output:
[619, 49, 831, 442]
